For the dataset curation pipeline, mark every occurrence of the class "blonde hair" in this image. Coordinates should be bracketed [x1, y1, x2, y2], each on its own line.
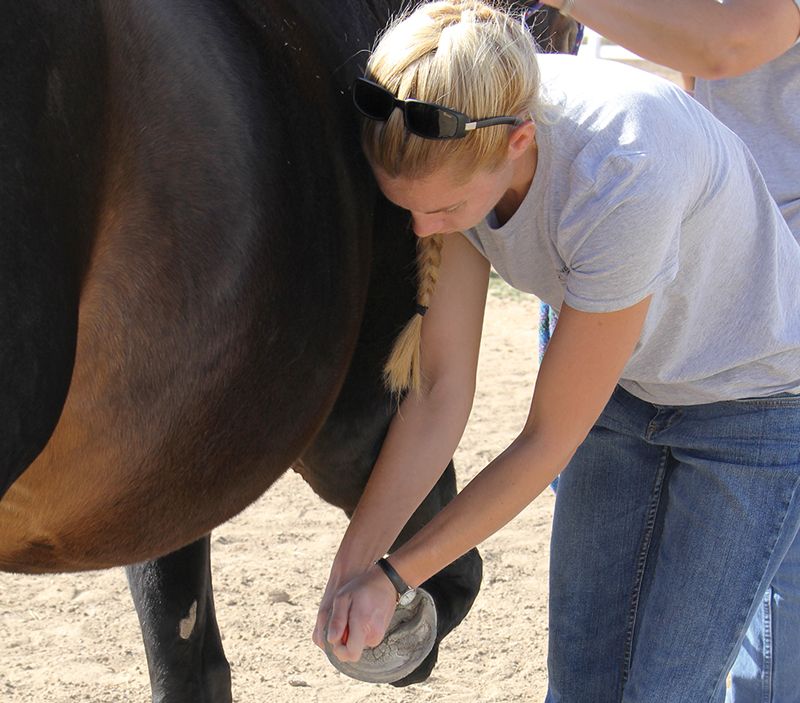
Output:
[370, 1, 541, 395]
[383, 232, 444, 394]
[364, 0, 541, 181]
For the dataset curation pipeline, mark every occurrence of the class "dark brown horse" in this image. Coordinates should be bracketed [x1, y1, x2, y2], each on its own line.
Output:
[0, 2, 578, 701]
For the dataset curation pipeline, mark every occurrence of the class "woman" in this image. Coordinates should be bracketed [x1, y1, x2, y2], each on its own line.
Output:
[535, 2, 800, 699]
[313, 2, 800, 699]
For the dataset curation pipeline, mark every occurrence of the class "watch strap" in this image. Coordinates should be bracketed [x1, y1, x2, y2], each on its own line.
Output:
[376, 557, 411, 599]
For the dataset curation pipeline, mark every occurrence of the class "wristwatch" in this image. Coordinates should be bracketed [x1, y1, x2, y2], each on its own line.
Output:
[376, 557, 417, 607]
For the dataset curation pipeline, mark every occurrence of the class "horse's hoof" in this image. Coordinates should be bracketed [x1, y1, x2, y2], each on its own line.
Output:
[324, 587, 437, 684]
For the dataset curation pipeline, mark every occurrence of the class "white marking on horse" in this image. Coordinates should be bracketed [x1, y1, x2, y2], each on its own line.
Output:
[179, 601, 198, 640]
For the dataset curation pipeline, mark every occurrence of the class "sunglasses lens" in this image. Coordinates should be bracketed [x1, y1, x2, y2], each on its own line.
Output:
[405, 102, 459, 139]
[353, 79, 395, 120]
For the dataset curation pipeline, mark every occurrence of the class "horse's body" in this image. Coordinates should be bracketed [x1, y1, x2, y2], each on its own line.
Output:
[1, 0, 387, 570]
[0, 2, 575, 700]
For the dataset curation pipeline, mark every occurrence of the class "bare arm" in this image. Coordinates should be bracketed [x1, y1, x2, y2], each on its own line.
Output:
[542, 0, 800, 78]
[312, 231, 490, 646]
[324, 294, 652, 661]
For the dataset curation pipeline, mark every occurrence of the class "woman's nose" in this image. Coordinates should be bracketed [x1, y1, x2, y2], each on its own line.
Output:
[411, 213, 443, 238]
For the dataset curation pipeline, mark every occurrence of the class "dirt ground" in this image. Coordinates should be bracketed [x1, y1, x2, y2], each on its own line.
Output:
[0, 58, 682, 703]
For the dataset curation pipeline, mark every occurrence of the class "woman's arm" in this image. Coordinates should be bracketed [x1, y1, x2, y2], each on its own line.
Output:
[312, 231, 490, 647]
[541, 0, 800, 78]
[323, 294, 652, 662]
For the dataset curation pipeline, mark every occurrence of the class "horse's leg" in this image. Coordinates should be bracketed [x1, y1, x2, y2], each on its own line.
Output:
[389, 462, 483, 686]
[126, 536, 231, 703]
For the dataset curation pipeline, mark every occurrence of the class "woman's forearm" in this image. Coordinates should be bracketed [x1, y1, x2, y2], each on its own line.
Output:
[386, 429, 573, 589]
[330, 380, 475, 580]
[542, 0, 800, 78]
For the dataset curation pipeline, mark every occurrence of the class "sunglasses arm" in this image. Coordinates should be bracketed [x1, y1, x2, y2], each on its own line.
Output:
[465, 116, 525, 132]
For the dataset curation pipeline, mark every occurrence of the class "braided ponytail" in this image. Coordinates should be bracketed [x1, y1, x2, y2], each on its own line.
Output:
[383, 233, 444, 395]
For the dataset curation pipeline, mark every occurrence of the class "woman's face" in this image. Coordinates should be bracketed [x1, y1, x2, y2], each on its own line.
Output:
[373, 162, 515, 238]
[371, 125, 537, 238]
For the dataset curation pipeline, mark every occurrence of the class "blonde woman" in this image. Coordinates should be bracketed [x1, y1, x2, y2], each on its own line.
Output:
[313, 2, 800, 699]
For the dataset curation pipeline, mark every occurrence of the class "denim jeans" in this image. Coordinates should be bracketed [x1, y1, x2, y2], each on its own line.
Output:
[726, 526, 800, 702]
[546, 386, 800, 703]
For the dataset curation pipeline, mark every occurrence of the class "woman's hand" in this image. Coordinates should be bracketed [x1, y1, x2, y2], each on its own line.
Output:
[313, 564, 398, 662]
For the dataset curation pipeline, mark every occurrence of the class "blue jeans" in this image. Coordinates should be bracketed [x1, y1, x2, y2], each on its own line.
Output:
[726, 526, 800, 702]
[546, 386, 800, 703]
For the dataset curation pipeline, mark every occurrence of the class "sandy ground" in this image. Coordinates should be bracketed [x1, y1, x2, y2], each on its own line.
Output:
[0, 278, 553, 703]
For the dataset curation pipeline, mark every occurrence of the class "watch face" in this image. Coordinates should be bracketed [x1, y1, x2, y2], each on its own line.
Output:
[398, 588, 417, 607]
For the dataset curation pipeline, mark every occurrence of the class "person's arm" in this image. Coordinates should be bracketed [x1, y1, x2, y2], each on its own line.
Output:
[323, 293, 652, 662]
[541, 0, 800, 78]
[312, 231, 490, 648]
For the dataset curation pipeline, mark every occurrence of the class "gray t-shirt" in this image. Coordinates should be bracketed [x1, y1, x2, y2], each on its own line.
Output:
[694, 5, 800, 236]
[463, 55, 800, 405]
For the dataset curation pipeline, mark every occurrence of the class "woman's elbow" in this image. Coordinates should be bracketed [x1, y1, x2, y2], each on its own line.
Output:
[691, 32, 775, 79]
[692, 52, 745, 80]
[422, 373, 476, 419]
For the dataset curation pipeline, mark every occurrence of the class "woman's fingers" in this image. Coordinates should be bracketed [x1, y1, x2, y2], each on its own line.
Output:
[313, 562, 365, 649]
[317, 567, 400, 662]
[364, 607, 394, 648]
[328, 593, 371, 662]
[329, 601, 382, 662]
[312, 589, 336, 648]
[326, 591, 352, 648]
[312, 609, 327, 649]
[333, 573, 399, 661]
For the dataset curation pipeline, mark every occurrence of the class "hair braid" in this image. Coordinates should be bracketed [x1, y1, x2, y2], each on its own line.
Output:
[371, 0, 542, 395]
[383, 233, 444, 396]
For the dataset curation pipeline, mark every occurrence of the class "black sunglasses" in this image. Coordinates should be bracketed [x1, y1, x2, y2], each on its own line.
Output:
[352, 77, 523, 140]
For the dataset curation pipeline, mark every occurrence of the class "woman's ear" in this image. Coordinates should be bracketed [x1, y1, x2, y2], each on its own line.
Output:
[507, 121, 536, 162]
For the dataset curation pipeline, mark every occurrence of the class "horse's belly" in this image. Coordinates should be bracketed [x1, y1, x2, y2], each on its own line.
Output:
[0, 402, 290, 573]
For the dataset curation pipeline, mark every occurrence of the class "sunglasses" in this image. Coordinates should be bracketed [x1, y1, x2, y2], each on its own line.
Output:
[352, 77, 523, 140]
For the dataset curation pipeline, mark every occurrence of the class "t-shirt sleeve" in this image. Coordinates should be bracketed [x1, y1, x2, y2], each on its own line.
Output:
[557, 149, 683, 313]
[460, 228, 490, 260]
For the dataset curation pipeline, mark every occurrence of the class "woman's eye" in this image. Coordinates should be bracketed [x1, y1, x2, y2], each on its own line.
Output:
[445, 203, 462, 213]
